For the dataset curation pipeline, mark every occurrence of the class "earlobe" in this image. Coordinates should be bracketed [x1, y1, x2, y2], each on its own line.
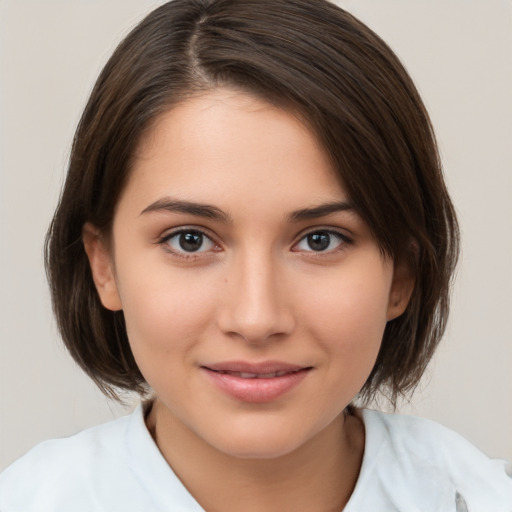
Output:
[387, 263, 415, 321]
[82, 223, 122, 311]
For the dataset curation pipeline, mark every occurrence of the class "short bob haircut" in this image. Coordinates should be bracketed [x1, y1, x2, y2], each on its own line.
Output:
[46, 0, 459, 406]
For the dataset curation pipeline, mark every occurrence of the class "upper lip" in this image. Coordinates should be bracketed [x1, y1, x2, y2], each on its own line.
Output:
[202, 360, 310, 375]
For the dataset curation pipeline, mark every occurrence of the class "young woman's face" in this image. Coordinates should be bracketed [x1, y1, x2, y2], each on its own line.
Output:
[87, 89, 410, 459]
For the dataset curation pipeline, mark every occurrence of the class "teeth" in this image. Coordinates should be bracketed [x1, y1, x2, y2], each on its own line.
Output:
[216, 370, 299, 379]
[223, 370, 296, 378]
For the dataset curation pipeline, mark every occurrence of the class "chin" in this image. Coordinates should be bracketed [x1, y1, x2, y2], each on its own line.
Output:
[216, 437, 303, 460]
[202, 419, 316, 460]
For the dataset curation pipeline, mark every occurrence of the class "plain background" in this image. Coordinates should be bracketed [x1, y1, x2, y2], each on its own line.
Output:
[0, 0, 511, 471]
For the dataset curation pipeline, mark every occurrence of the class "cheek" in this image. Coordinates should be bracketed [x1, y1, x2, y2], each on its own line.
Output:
[115, 262, 219, 360]
[300, 263, 392, 357]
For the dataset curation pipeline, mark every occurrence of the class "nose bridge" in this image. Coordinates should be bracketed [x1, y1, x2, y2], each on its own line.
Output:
[219, 247, 293, 343]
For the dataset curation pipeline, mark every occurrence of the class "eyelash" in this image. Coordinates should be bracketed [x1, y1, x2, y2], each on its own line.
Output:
[157, 227, 352, 259]
[158, 228, 219, 260]
[292, 229, 352, 255]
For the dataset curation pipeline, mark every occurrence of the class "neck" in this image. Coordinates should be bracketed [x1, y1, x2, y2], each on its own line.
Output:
[146, 399, 365, 512]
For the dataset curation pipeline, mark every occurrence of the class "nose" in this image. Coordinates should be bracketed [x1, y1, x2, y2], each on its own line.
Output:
[217, 251, 295, 344]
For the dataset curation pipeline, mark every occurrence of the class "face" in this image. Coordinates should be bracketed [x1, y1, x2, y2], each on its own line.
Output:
[85, 89, 410, 459]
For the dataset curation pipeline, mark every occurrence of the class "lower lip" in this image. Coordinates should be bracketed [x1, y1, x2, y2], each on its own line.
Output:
[202, 368, 311, 403]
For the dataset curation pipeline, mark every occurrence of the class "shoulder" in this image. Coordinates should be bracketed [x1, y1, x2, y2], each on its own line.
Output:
[365, 409, 509, 469]
[347, 409, 512, 511]
[0, 407, 153, 511]
[1, 403, 205, 512]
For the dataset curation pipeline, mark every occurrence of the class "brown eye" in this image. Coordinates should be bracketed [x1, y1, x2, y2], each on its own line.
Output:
[295, 230, 347, 253]
[307, 232, 331, 251]
[179, 232, 204, 252]
[164, 229, 216, 254]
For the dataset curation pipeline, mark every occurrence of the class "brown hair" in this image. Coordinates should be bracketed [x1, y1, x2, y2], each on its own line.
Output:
[45, 0, 459, 406]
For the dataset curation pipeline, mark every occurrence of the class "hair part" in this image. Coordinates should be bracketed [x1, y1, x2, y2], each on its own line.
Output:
[46, 0, 459, 407]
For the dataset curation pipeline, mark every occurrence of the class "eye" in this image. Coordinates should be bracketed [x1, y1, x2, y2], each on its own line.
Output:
[162, 229, 217, 254]
[294, 230, 348, 253]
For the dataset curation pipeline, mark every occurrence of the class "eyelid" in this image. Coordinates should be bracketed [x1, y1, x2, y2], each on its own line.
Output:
[291, 227, 353, 253]
[157, 226, 222, 258]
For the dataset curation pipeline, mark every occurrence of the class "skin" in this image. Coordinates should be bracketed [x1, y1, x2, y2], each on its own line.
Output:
[84, 88, 412, 511]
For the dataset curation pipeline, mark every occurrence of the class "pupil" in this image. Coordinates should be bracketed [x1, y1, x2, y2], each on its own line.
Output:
[179, 232, 203, 252]
[308, 232, 330, 251]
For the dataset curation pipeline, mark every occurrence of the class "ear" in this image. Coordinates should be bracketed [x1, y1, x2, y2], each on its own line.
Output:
[387, 260, 415, 321]
[82, 223, 122, 311]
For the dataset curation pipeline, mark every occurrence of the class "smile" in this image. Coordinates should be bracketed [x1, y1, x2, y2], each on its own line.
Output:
[201, 362, 312, 403]
[213, 370, 301, 379]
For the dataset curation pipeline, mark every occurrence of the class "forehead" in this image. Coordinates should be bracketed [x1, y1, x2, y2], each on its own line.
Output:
[123, 88, 347, 216]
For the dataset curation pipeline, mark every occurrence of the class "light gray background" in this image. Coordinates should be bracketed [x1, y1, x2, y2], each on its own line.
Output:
[1, 0, 511, 471]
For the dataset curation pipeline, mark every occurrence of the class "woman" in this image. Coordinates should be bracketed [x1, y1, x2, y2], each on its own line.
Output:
[1, 1, 510, 510]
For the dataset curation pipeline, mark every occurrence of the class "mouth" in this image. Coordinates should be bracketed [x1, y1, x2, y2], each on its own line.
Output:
[202, 360, 311, 377]
[208, 369, 305, 379]
[200, 361, 313, 402]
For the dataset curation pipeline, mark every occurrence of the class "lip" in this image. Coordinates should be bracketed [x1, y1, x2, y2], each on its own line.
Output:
[201, 360, 313, 403]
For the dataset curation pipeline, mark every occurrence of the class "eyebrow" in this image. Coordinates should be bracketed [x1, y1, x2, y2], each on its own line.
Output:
[139, 197, 355, 223]
[288, 201, 355, 222]
[139, 198, 232, 222]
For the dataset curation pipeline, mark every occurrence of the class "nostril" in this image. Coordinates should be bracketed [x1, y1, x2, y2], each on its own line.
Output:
[217, 306, 295, 344]
[216, 265, 296, 343]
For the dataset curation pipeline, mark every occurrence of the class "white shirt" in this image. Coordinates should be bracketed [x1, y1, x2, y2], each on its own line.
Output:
[1, 404, 511, 511]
